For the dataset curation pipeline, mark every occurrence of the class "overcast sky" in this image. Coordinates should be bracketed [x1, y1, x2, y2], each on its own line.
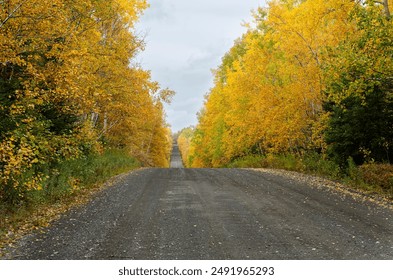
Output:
[135, 0, 265, 133]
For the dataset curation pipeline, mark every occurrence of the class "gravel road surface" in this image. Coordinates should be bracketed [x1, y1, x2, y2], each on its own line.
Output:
[3, 145, 392, 259]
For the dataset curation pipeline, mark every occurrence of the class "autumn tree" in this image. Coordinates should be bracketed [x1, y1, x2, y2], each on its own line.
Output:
[0, 0, 173, 202]
[189, 0, 357, 167]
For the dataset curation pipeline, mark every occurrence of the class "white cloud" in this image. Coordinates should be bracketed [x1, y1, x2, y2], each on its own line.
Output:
[135, 0, 265, 133]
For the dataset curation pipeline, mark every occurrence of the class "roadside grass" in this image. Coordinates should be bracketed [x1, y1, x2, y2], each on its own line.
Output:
[226, 153, 393, 200]
[0, 149, 140, 253]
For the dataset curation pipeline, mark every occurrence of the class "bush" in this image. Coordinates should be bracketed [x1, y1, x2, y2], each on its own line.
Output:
[1, 149, 140, 209]
[359, 163, 393, 195]
[226, 155, 266, 168]
[302, 152, 341, 178]
[38, 149, 139, 203]
[226, 152, 341, 178]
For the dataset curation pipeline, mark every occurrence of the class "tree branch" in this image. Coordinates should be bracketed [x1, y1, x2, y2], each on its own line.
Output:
[0, 0, 29, 29]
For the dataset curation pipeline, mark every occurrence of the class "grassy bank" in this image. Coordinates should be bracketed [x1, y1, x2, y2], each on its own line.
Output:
[226, 153, 393, 200]
[0, 149, 140, 251]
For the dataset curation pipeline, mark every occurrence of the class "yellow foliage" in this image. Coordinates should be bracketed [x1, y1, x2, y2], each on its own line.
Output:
[177, 127, 195, 167]
[188, 0, 358, 167]
[0, 0, 173, 198]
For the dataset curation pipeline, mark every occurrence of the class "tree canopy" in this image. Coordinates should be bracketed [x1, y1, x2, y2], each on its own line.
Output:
[1, 0, 173, 201]
[183, 0, 392, 168]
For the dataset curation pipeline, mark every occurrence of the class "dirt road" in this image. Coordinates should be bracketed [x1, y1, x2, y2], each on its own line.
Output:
[3, 145, 392, 259]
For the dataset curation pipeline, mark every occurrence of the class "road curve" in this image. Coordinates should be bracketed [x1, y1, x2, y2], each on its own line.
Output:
[2, 148, 392, 259]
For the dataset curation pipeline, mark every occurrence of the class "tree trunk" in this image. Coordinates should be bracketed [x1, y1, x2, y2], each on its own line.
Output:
[383, 0, 391, 18]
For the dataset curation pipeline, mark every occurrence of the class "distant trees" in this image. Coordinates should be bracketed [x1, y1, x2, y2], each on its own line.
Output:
[183, 0, 392, 169]
[177, 126, 195, 167]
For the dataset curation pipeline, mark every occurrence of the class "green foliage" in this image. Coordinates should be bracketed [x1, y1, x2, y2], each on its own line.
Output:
[323, 3, 393, 166]
[301, 152, 341, 178]
[346, 157, 362, 183]
[41, 149, 139, 202]
[324, 92, 393, 166]
[226, 152, 341, 178]
[0, 63, 22, 140]
[226, 155, 266, 168]
[4, 149, 140, 209]
[264, 154, 300, 171]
